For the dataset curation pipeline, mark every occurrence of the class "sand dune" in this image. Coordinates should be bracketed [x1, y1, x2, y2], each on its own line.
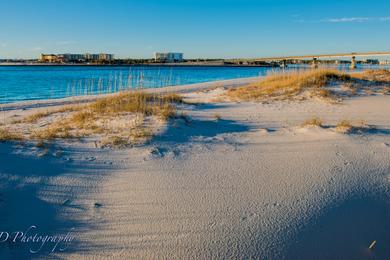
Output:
[0, 79, 389, 259]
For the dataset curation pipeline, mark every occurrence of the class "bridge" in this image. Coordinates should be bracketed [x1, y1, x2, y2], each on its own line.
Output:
[229, 51, 390, 69]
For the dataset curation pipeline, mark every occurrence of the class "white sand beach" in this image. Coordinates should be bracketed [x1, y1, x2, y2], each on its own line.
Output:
[0, 76, 389, 259]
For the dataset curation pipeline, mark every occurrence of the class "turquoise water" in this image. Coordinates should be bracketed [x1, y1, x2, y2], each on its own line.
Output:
[0, 65, 278, 104]
[0, 65, 387, 104]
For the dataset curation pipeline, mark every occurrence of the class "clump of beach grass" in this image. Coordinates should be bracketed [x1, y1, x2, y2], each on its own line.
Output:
[31, 122, 74, 140]
[335, 119, 373, 134]
[3, 91, 182, 147]
[227, 69, 351, 101]
[353, 69, 390, 83]
[0, 128, 24, 142]
[214, 113, 222, 121]
[88, 91, 179, 120]
[301, 117, 323, 128]
[23, 106, 81, 124]
[335, 120, 355, 134]
[351, 69, 390, 95]
[25, 111, 50, 123]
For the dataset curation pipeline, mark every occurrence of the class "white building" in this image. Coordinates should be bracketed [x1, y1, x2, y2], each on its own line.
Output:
[154, 52, 183, 62]
[379, 60, 390, 65]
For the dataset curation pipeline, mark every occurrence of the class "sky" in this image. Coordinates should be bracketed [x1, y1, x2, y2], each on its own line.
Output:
[1, 0, 390, 59]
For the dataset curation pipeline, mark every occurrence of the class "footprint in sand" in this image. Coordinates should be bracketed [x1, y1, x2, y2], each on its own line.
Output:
[241, 212, 257, 222]
[62, 199, 71, 206]
[53, 150, 63, 157]
[344, 161, 351, 166]
[331, 165, 342, 173]
[150, 146, 164, 158]
[273, 202, 281, 208]
[168, 148, 181, 158]
[94, 202, 103, 208]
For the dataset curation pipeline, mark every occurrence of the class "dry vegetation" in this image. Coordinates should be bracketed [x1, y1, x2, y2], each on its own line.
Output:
[353, 69, 390, 82]
[227, 69, 351, 101]
[299, 118, 371, 134]
[23, 106, 80, 123]
[0, 128, 24, 142]
[335, 120, 356, 134]
[301, 117, 323, 127]
[1, 91, 183, 147]
[227, 68, 390, 102]
[353, 70, 390, 95]
[333, 119, 370, 134]
[214, 113, 222, 121]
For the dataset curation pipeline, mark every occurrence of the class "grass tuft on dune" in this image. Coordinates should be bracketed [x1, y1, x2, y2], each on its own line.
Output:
[353, 69, 390, 82]
[301, 117, 323, 127]
[227, 69, 351, 101]
[0, 128, 24, 142]
[2, 91, 183, 146]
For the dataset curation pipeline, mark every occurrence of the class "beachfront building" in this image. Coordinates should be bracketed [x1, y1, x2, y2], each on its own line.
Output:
[154, 52, 184, 62]
[61, 53, 85, 62]
[85, 53, 100, 61]
[40, 54, 60, 63]
[98, 53, 114, 61]
[40, 53, 115, 63]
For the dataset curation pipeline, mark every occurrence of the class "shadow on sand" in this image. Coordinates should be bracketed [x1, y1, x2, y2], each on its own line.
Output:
[0, 142, 112, 259]
[0, 104, 254, 258]
[285, 195, 390, 259]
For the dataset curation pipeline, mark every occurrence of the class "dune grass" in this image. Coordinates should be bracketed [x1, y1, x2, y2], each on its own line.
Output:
[353, 69, 390, 82]
[23, 106, 81, 123]
[301, 117, 323, 127]
[33, 91, 180, 141]
[25, 111, 50, 123]
[335, 120, 354, 133]
[0, 128, 24, 142]
[88, 91, 179, 120]
[1, 91, 183, 146]
[334, 119, 371, 134]
[227, 69, 351, 101]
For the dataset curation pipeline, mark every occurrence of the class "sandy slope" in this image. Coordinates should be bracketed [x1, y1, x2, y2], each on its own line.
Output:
[0, 82, 389, 259]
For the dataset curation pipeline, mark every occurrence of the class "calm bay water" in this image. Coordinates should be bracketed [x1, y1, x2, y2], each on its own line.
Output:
[0, 65, 277, 104]
[0, 65, 387, 104]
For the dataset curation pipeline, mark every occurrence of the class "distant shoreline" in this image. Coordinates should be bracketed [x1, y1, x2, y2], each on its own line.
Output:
[0, 63, 277, 68]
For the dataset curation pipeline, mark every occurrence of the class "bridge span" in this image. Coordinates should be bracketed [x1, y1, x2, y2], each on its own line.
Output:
[229, 51, 390, 69]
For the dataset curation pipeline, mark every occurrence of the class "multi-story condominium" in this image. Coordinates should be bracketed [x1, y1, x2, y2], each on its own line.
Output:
[98, 53, 114, 61]
[40, 53, 115, 63]
[60, 53, 85, 62]
[85, 53, 100, 61]
[154, 52, 184, 62]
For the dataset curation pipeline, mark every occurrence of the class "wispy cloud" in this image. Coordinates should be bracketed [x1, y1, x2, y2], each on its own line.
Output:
[33, 47, 43, 51]
[296, 16, 390, 24]
[56, 40, 76, 45]
[321, 16, 390, 23]
[0, 43, 7, 47]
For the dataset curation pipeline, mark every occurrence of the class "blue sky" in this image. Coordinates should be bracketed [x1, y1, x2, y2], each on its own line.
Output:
[1, 0, 390, 59]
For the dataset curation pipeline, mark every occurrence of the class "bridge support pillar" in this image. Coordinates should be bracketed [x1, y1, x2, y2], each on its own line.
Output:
[311, 58, 318, 69]
[350, 56, 357, 70]
[281, 60, 287, 69]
